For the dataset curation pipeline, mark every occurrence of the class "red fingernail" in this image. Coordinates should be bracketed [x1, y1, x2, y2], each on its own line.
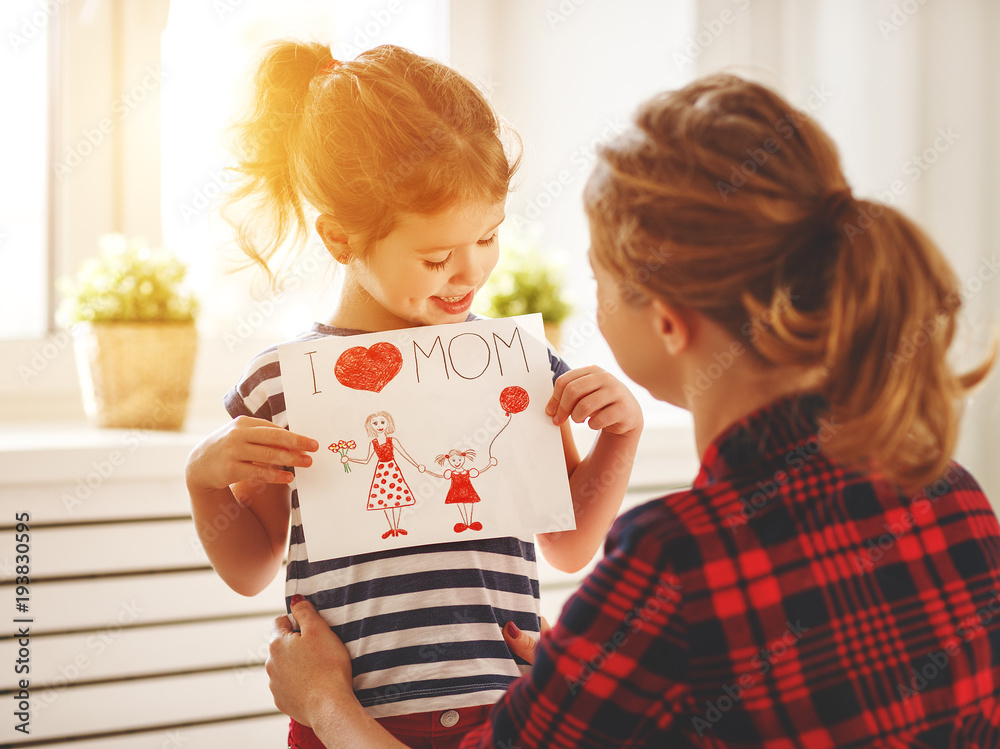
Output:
[505, 621, 520, 638]
[290, 594, 305, 606]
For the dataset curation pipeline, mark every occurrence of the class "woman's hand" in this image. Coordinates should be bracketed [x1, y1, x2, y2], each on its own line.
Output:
[502, 616, 551, 665]
[186, 416, 318, 491]
[267, 596, 353, 727]
[546, 366, 643, 437]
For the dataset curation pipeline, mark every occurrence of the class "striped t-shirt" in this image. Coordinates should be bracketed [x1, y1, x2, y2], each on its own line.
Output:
[224, 318, 571, 718]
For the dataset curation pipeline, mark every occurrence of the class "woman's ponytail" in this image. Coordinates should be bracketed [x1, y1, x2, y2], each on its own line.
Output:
[819, 200, 993, 490]
[222, 41, 333, 287]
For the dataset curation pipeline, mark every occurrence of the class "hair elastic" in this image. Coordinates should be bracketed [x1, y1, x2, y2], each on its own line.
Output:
[321, 58, 342, 74]
[818, 188, 854, 229]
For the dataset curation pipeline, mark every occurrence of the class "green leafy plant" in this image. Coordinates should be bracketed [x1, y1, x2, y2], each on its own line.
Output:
[58, 234, 198, 325]
[478, 242, 571, 324]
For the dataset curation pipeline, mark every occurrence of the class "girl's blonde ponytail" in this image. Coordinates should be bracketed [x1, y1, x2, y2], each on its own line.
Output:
[222, 41, 333, 287]
[221, 41, 519, 291]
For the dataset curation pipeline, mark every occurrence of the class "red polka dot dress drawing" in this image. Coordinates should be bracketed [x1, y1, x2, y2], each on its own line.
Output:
[335, 411, 424, 540]
[367, 438, 415, 515]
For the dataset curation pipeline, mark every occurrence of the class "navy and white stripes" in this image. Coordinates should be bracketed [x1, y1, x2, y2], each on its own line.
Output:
[225, 320, 569, 717]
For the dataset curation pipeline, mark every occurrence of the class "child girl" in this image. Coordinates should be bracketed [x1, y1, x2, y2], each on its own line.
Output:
[184, 41, 642, 748]
[428, 449, 498, 533]
[264, 73, 1000, 748]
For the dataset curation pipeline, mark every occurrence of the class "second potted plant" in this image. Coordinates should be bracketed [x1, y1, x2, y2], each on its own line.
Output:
[477, 239, 572, 349]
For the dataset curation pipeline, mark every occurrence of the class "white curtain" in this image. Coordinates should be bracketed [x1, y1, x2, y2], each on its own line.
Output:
[692, 0, 1000, 501]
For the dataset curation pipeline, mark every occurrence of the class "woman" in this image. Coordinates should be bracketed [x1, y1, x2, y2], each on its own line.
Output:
[265, 73, 1000, 748]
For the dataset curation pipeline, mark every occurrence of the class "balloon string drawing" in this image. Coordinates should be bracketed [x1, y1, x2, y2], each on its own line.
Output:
[488, 385, 529, 464]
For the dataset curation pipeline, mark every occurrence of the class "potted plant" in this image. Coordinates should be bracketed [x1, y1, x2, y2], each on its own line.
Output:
[58, 234, 199, 430]
[477, 239, 572, 350]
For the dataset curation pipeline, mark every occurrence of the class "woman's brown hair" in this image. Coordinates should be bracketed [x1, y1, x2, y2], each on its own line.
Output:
[586, 73, 994, 491]
[222, 41, 520, 287]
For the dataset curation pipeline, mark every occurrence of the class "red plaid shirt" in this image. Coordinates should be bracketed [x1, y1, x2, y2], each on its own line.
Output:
[461, 393, 1000, 748]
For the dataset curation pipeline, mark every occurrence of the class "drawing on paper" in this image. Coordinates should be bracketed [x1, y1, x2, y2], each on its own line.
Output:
[339, 411, 423, 539]
[334, 342, 403, 392]
[484, 384, 529, 465]
[499, 385, 529, 416]
[422, 386, 530, 534]
[425, 449, 498, 533]
[328, 439, 356, 472]
[278, 315, 578, 559]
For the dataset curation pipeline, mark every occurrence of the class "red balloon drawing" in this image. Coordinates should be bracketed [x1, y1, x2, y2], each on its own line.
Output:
[500, 386, 529, 416]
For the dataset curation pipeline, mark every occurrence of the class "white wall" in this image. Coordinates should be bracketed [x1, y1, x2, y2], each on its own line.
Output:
[451, 0, 697, 430]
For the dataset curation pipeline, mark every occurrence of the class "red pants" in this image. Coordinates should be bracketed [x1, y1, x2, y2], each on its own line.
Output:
[288, 704, 490, 748]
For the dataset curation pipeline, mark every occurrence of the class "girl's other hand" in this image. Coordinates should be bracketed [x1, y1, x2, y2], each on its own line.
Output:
[186, 416, 318, 491]
[545, 366, 643, 436]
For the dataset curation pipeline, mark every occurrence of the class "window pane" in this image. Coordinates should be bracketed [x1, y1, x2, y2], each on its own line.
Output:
[161, 0, 449, 344]
[0, 1, 50, 339]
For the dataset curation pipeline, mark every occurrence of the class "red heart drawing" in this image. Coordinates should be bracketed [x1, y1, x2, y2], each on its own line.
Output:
[335, 343, 403, 393]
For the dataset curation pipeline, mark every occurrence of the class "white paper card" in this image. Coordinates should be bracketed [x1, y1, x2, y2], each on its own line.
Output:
[278, 314, 575, 561]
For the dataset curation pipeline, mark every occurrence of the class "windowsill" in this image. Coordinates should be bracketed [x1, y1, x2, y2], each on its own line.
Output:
[0, 418, 220, 485]
[2, 328, 702, 489]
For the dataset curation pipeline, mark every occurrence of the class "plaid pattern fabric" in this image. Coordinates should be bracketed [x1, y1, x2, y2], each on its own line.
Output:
[461, 393, 1000, 748]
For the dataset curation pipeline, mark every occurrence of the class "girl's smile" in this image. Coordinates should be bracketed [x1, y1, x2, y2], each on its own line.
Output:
[431, 289, 476, 315]
[327, 201, 506, 331]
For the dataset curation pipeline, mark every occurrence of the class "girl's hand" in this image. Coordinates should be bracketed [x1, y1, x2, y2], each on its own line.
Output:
[489, 457, 498, 467]
[545, 366, 643, 436]
[186, 416, 318, 491]
[268, 596, 352, 726]
[417, 464, 426, 473]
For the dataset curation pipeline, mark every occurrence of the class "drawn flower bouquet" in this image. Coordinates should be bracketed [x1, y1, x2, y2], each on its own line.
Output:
[329, 439, 356, 472]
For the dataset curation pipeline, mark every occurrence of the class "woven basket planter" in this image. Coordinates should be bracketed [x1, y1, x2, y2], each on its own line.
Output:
[72, 322, 198, 430]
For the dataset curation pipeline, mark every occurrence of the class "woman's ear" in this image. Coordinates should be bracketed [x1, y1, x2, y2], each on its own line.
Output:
[650, 298, 692, 356]
[316, 214, 351, 264]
